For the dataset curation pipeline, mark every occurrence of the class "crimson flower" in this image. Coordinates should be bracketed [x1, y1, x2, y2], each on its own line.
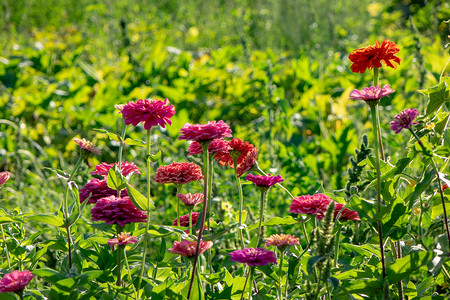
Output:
[177, 193, 204, 208]
[0, 270, 34, 293]
[178, 120, 232, 142]
[215, 138, 255, 167]
[390, 108, 419, 134]
[229, 248, 277, 266]
[173, 212, 199, 228]
[107, 233, 138, 247]
[187, 139, 231, 156]
[348, 39, 401, 73]
[79, 178, 128, 204]
[246, 173, 284, 187]
[116, 98, 175, 130]
[349, 84, 395, 103]
[73, 138, 101, 155]
[91, 195, 147, 226]
[168, 240, 213, 258]
[0, 171, 10, 186]
[236, 148, 258, 177]
[154, 162, 203, 185]
[91, 161, 141, 177]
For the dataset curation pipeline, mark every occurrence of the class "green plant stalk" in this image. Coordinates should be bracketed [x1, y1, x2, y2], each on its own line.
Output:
[117, 121, 127, 197]
[207, 157, 214, 273]
[137, 129, 152, 296]
[314, 267, 322, 300]
[373, 67, 385, 161]
[240, 266, 254, 300]
[124, 247, 138, 299]
[370, 105, 386, 278]
[116, 245, 124, 286]
[334, 226, 341, 268]
[1, 225, 11, 270]
[278, 249, 285, 300]
[301, 219, 310, 245]
[232, 156, 246, 248]
[255, 190, 268, 248]
[187, 141, 211, 299]
[189, 210, 193, 235]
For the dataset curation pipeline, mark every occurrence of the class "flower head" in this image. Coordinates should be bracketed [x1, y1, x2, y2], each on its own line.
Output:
[246, 173, 284, 187]
[349, 84, 395, 104]
[390, 108, 419, 134]
[79, 178, 128, 204]
[178, 120, 232, 142]
[168, 240, 213, 258]
[107, 232, 138, 248]
[73, 138, 101, 155]
[116, 98, 175, 130]
[236, 148, 259, 177]
[187, 139, 231, 156]
[348, 39, 401, 73]
[173, 212, 199, 229]
[91, 195, 147, 227]
[229, 248, 277, 266]
[154, 162, 203, 185]
[215, 138, 255, 167]
[0, 172, 10, 187]
[177, 193, 204, 208]
[443, 183, 449, 192]
[91, 161, 141, 177]
[0, 270, 34, 293]
[265, 234, 300, 249]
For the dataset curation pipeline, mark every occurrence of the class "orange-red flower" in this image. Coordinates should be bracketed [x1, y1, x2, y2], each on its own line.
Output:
[348, 39, 400, 73]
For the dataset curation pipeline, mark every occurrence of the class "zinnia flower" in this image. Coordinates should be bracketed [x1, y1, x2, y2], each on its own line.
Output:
[154, 162, 203, 185]
[229, 248, 277, 266]
[107, 232, 138, 247]
[0, 270, 34, 293]
[173, 212, 200, 228]
[73, 138, 101, 155]
[79, 178, 128, 204]
[390, 108, 419, 134]
[349, 84, 395, 103]
[91, 161, 141, 177]
[215, 138, 255, 167]
[265, 234, 300, 249]
[178, 120, 232, 142]
[177, 193, 204, 208]
[348, 39, 401, 73]
[116, 98, 175, 130]
[168, 240, 213, 258]
[246, 173, 284, 187]
[0, 171, 10, 186]
[236, 148, 258, 177]
[91, 195, 147, 227]
[187, 139, 231, 156]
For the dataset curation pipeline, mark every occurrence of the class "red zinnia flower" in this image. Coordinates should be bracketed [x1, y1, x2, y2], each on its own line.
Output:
[236, 147, 258, 177]
[215, 138, 255, 167]
[0, 171, 10, 186]
[0, 270, 34, 293]
[168, 240, 213, 258]
[154, 162, 203, 185]
[79, 178, 128, 204]
[177, 193, 204, 208]
[173, 212, 200, 228]
[73, 138, 101, 155]
[91, 161, 141, 177]
[348, 39, 401, 73]
[229, 248, 277, 266]
[116, 98, 175, 130]
[178, 120, 232, 142]
[107, 232, 138, 248]
[246, 173, 284, 187]
[187, 139, 231, 156]
[91, 195, 147, 227]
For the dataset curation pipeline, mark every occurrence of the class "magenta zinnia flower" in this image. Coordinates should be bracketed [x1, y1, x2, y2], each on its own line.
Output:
[154, 162, 203, 185]
[0, 171, 10, 186]
[178, 120, 232, 142]
[116, 98, 175, 130]
[187, 139, 231, 156]
[265, 234, 300, 249]
[390, 108, 419, 134]
[177, 193, 204, 208]
[246, 173, 284, 187]
[79, 178, 128, 204]
[0, 270, 34, 293]
[91, 195, 147, 227]
[73, 138, 101, 155]
[173, 212, 200, 228]
[168, 240, 213, 258]
[229, 248, 277, 266]
[91, 161, 141, 177]
[349, 84, 395, 103]
[107, 232, 138, 247]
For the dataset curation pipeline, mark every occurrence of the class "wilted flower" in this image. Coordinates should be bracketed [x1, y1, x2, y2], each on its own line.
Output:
[349, 84, 395, 104]
[229, 248, 277, 266]
[91, 161, 141, 177]
[79, 178, 128, 204]
[168, 240, 213, 258]
[73, 138, 101, 155]
[0, 270, 34, 293]
[177, 193, 204, 208]
[390, 108, 419, 134]
[116, 98, 175, 130]
[0, 172, 10, 187]
[246, 173, 284, 187]
[348, 39, 401, 73]
[107, 232, 138, 248]
[178, 120, 232, 142]
[187, 139, 231, 156]
[265, 234, 300, 249]
[91, 195, 147, 227]
[154, 162, 203, 185]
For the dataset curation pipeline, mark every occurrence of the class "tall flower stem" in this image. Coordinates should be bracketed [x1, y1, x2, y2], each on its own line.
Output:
[1, 225, 11, 270]
[137, 129, 152, 295]
[232, 156, 246, 248]
[116, 225, 124, 286]
[117, 121, 127, 197]
[373, 67, 385, 161]
[124, 248, 138, 299]
[370, 105, 386, 278]
[187, 141, 211, 299]
[278, 249, 285, 300]
[207, 157, 214, 273]
[255, 190, 268, 248]
[240, 266, 254, 300]
[334, 226, 341, 268]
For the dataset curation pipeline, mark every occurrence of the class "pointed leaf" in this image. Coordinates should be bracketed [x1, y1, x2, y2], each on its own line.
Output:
[386, 251, 434, 284]
[149, 150, 162, 162]
[28, 214, 65, 227]
[124, 138, 147, 147]
[419, 81, 450, 117]
[126, 183, 152, 211]
[93, 128, 121, 141]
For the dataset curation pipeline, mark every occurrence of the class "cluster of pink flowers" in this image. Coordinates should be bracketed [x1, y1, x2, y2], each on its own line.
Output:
[91, 161, 141, 177]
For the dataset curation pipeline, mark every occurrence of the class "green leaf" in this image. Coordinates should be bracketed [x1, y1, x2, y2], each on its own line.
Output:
[343, 278, 382, 293]
[43, 167, 70, 180]
[0, 215, 23, 225]
[307, 255, 325, 276]
[124, 138, 147, 147]
[149, 150, 162, 162]
[435, 112, 450, 135]
[33, 268, 67, 284]
[126, 183, 152, 211]
[405, 170, 436, 209]
[93, 128, 121, 141]
[247, 216, 297, 230]
[419, 80, 450, 117]
[106, 166, 126, 191]
[67, 197, 88, 227]
[386, 251, 434, 284]
[28, 214, 65, 227]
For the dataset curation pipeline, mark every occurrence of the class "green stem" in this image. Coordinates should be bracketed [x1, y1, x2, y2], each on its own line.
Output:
[232, 156, 246, 248]
[373, 67, 385, 161]
[1, 225, 11, 270]
[334, 226, 341, 268]
[207, 157, 214, 273]
[255, 190, 267, 248]
[117, 121, 127, 197]
[301, 219, 310, 245]
[240, 266, 252, 300]
[116, 245, 123, 286]
[189, 210, 193, 235]
[278, 249, 285, 300]
[124, 246, 138, 299]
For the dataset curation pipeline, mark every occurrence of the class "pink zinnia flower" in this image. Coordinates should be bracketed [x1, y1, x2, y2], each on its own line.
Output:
[116, 98, 175, 130]
[107, 232, 138, 247]
[0, 270, 34, 293]
[91, 195, 147, 227]
[265, 234, 300, 249]
[168, 240, 213, 258]
[177, 193, 204, 208]
[229, 248, 277, 266]
[187, 139, 231, 156]
[349, 84, 395, 103]
[178, 120, 232, 142]
[73, 138, 101, 155]
[79, 178, 128, 204]
[0, 171, 10, 186]
[390, 108, 419, 134]
[91, 161, 141, 177]
[173, 212, 200, 228]
[246, 173, 284, 187]
[154, 162, 203, 185]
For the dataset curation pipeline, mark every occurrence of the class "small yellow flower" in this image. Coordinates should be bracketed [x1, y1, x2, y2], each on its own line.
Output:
[413, 207, 421, 216]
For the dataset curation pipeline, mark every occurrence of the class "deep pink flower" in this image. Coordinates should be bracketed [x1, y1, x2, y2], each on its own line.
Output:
[178, 120, 232, 142]
[335, 203, 361, 221]
[177, 193, 204, 208]
[73, 138, 101, 155]
[154, 162, 203, 185]
[390, 108, 419, 134]
[91, 161, 141, 177]
[168, 240, 213, 258]
[173, 212, 200, 228]
[246, 173, 284, 187]
[91, 195, 147, 227]
[187, 139, 231, 156]
[229, 248, 277, 266]
[79, 178, 128, 204]
[265, 234, 300, 249]
[0, 270, 34, 293]
[349, 84, 395, 102]
[116, 98, 175, 130]
[0, 172, 10, 186]
[215, 138, 255, 167]
[107, 232, 138, 247]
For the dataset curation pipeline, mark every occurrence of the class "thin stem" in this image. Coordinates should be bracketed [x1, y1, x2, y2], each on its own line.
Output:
[124, 247, 138, 299]
[255, 165, 294, 199]
[278, 249, 285, 300]
[240, 266, 252, 300]
[207, 157, 214, 273]
[373, 67, 385, 161]
[116, 246, 123, 286]
[1, 225, 11, 270]
[189, 210, 193, 235]
[255, 190, 267, 248]
[334, 226, 341, 268]
[232, 156, 246, 248]
[301, 219, 310, 245]
[117, 121, 127, 197]
[396, 240, 404, 300]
